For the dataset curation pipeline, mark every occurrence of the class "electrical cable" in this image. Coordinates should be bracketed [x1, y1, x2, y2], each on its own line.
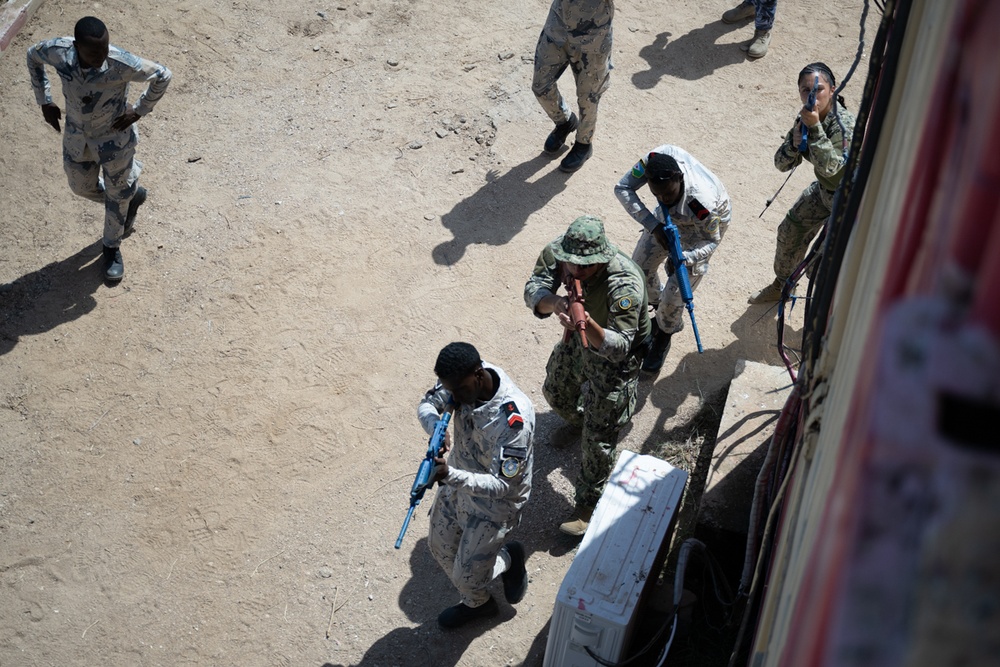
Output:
[727, 3, 911, 665]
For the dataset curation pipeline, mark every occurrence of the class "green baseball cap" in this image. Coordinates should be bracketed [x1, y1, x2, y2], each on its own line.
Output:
[552, 215, 618, 265]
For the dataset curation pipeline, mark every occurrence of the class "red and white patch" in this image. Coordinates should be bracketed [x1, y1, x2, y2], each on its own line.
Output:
[502, 401, 524, 429]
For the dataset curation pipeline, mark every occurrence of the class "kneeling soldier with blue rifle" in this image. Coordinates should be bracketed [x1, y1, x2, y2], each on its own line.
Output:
[615, 147, 732, 373]
[413, 342, 535, 629]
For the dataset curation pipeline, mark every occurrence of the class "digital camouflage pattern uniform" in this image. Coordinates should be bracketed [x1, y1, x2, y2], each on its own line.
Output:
[742, 0, 777, 31]
[771, 106, 856, 281]
[27, 37, 171, 249]
[532, 0, 614, 145]
[524, 216, 650, 510]
[615, 145, 732, 334]
[418, 363, 534, 608]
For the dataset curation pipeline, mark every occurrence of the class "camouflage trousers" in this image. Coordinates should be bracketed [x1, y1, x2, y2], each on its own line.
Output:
[773, 180, 834, 282]
[738, 0, 778, 31]
[542, 336, 640, 509]
[531, 26, 612, 145]
[428, 486, 513, 607]
[631, 231, 708, 335]
[63, 133, 142, 249]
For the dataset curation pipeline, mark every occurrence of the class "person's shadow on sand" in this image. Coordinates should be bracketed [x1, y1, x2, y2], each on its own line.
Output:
[0, 241, 106, 356]
[632, 21, 749, 88]
[433, 155, 569, 266]
[322, 536, 509, 667]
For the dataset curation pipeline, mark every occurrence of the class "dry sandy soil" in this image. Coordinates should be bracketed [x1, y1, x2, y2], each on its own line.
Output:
[0, 1, 875, 665]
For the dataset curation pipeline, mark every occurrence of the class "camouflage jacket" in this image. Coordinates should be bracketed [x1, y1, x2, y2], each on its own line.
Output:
[524, 245, 650, 363]
[614, 144, 732, 266]
[774, 106, 856, 192]
[27, 37, 171, 160]
[543, 0, 614, 44]
[417, 363, 534, 521]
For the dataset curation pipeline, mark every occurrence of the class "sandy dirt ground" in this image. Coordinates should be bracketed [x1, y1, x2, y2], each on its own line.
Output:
[0, 1, 875, 665]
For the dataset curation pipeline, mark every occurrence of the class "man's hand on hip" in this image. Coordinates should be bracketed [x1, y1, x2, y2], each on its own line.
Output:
[111, 109, 141, 131]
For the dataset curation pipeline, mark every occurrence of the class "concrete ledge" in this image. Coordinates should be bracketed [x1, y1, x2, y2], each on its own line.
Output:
[0, 0, 44, 61]
[699, 360, 792, 535]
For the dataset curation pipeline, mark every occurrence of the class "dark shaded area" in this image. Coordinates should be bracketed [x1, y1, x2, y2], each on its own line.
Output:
[0, 241, 105, 356]
[638, 396, 744, 667]
[938, 391, 1000, 451]
[320, 537, 502, 667]
[516, 410, 586, 559]
[699, 408, 780, 536]
[667, 526, 744, 667]
[632, 21, 749, 89]
[433, 155, 569, 266]
[631, 305, 799, 453]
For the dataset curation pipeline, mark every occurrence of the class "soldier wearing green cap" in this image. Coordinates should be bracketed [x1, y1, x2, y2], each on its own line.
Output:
[524, 215, 651, 536]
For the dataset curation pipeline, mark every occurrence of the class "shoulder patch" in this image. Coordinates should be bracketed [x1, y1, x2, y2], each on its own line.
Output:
[631, 159, 646, 180]
[689, 198, 710, 221]
[706, 216, 720, 235]
[616, 296, 634, 311]
[501, 457, 522, 478]
[502, 401, 524, 429]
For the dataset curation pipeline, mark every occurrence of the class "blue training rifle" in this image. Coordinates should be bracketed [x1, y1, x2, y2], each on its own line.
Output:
[799, 75, 819, 152]
[394, 411, 451, 549]
[658, 211, 704, 353]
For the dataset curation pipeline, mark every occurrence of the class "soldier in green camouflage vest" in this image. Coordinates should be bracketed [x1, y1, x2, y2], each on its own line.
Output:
[524, 215, 651, 536]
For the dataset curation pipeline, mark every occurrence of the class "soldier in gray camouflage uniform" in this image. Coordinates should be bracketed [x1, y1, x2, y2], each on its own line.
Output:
[27, 16, 171, 282]
[524, 216, 650, 536]
[749, 62, 856, 304]
[419, 342, 534, 629]
[532, 0, 613, 173]
[615, 145, 731, 373]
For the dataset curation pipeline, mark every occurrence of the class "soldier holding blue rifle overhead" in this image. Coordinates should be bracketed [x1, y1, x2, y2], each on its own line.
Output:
[748, 62, 856, 304]
[615, 147, 731, 373]
[414, 342, 534, 629]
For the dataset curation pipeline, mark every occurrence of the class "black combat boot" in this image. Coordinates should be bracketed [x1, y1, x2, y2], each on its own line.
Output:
[124, 186, 147, 236]
[642, 323, 672, 374]
[501, 541, 528, 604]
[559, 141, 593, 173]
[102, 245, 124, 282]
[543, 113, 578, 155]
[437, 595, 499, 629]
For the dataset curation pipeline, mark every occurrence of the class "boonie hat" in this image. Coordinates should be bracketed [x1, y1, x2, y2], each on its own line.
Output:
[552, 215, 618, 265]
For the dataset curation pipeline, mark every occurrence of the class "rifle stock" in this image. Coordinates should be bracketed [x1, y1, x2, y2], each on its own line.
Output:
[658, 213, 704, 353]
[395, 411, 451, 549]
[562, 268, 588, 348]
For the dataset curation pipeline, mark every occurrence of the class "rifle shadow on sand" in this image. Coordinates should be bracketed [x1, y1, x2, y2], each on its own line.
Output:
[629, 304, 800, 454]
[432, 154, 569, 266]
[0, 241, 106, 357]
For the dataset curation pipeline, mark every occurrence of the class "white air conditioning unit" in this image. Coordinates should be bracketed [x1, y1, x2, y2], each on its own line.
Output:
[544, 451, 688, 667]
